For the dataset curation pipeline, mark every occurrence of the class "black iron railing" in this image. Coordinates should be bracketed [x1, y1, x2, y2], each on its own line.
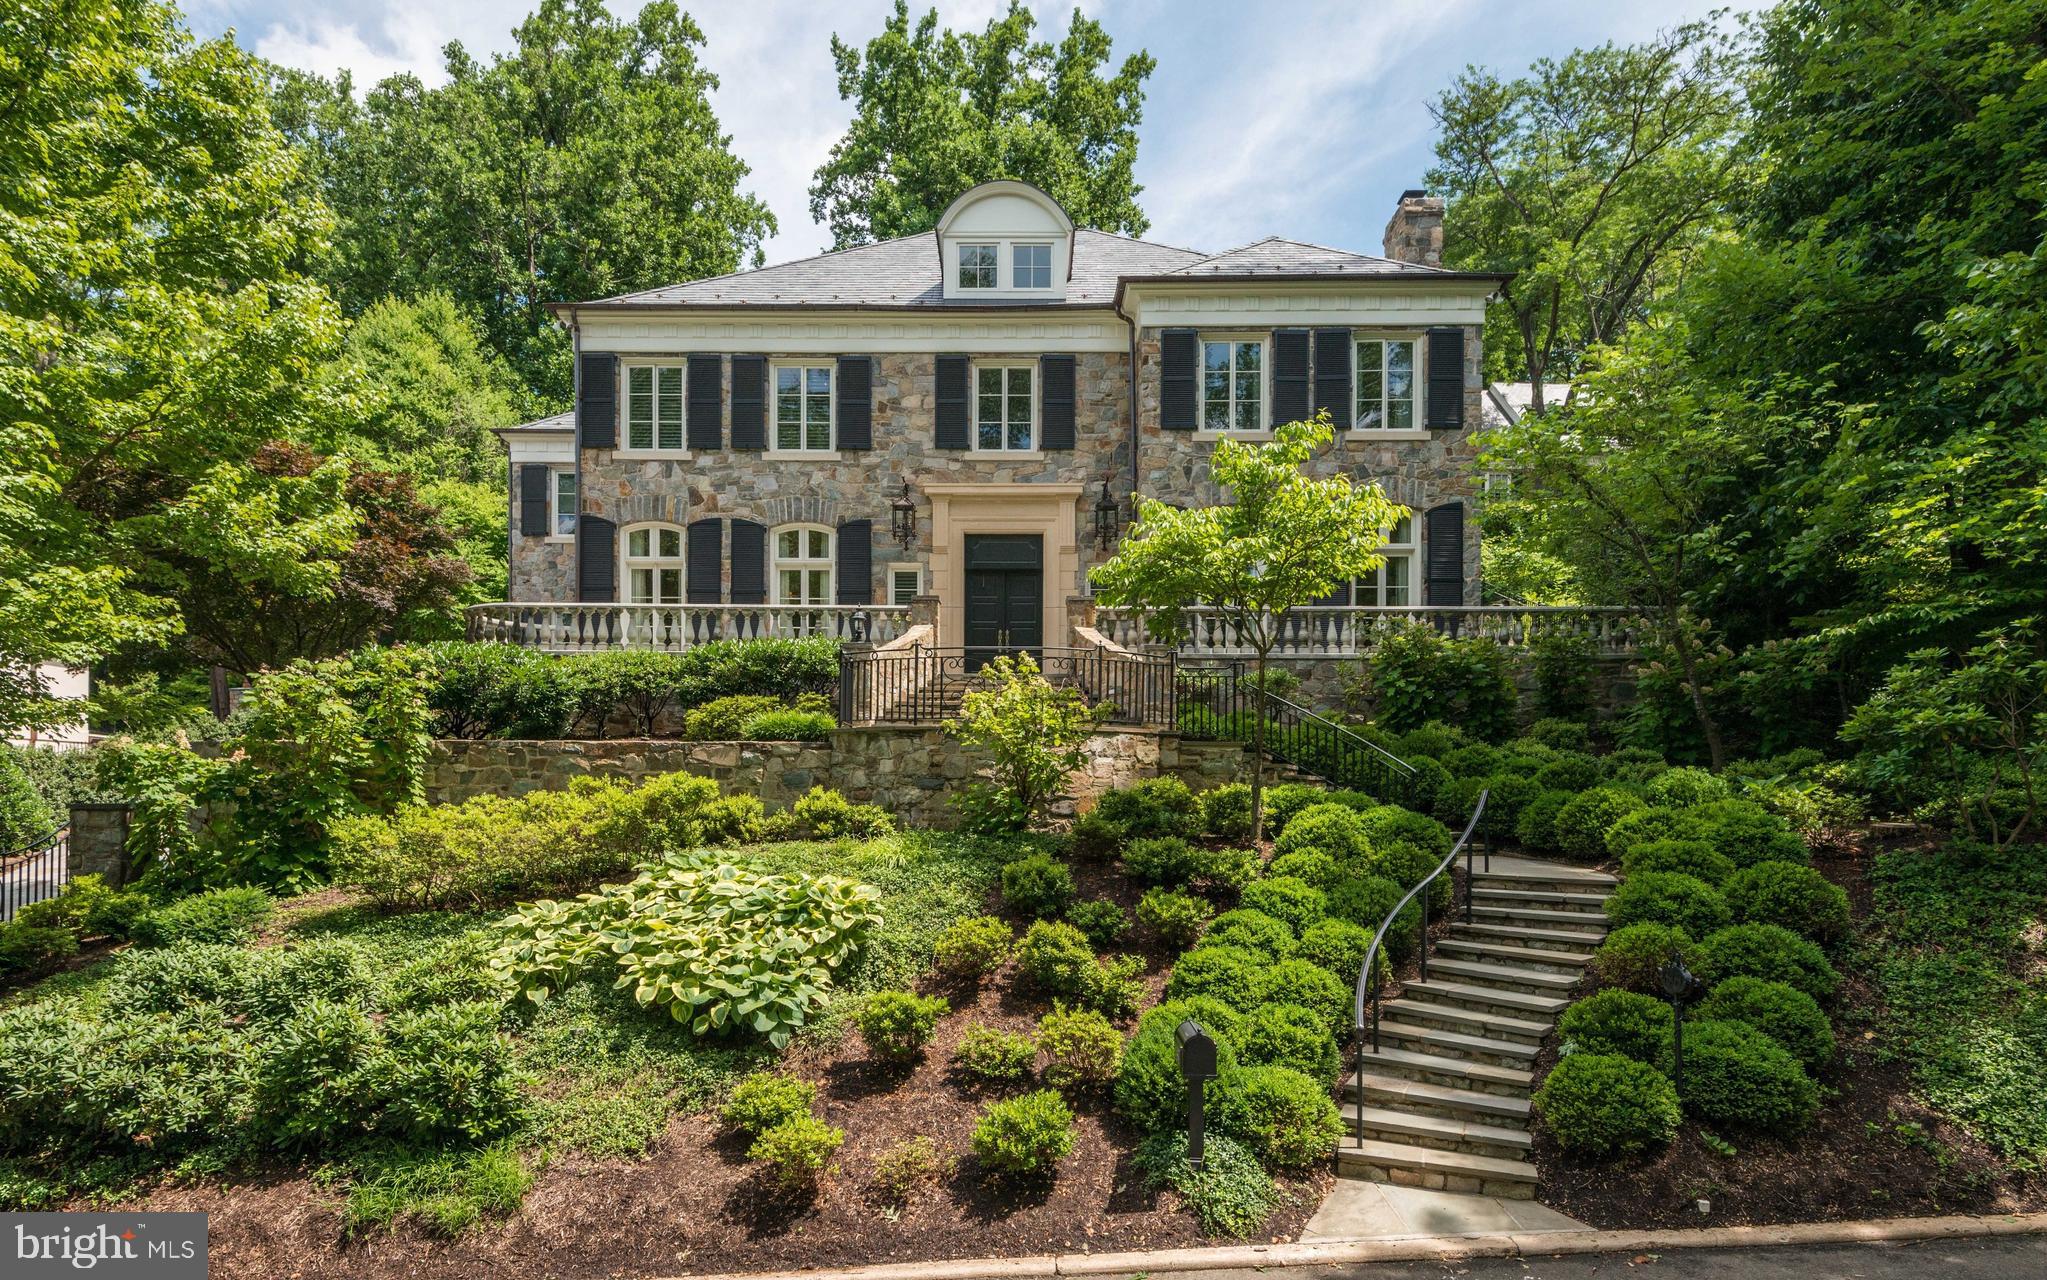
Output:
[837, 645, 1178, 726]
[1349, 790, 1490, 1142]
[1, 827, 70, 923]
[1173, 664, 1417, 801]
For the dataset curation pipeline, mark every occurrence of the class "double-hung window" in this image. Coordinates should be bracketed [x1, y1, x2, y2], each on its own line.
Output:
[774, 363, 834, 452]
[975, 364, 1035, 451]
[774, 527, 834, 607]
[1202, 338, 1264, 432]
[625, 364, 685, 451]
[958, 243, 998, 290]
[551, 470, 578, 537]
[1355, 516, 1416, 606]
[625, 525, 686, 604]
[1012, 243, 1052, 288]
[1355, 338, 1418, 431]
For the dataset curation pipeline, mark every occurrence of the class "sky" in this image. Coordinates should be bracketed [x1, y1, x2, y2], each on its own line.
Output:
[185, 0, 1752, 266]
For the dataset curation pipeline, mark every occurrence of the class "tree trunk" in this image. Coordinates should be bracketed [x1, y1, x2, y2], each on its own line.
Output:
[1249, 650, 1270, 845]
[1666, 613, 1727, 771]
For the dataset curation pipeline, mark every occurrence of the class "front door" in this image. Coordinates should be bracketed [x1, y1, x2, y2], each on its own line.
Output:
[963, 534, 1043, 670]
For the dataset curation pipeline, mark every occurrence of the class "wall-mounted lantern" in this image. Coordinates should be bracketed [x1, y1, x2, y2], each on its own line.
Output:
[1093, 479, 1123, 550]
[890, 480, 918, 550]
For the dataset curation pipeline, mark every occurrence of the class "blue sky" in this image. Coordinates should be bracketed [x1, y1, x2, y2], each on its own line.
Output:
[186, 0, 1752, 265]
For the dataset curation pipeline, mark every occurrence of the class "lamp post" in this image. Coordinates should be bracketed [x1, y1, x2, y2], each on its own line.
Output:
[1175, 1020, 1218, 1170]
[1660, 952, 1706, 1093]
[890, 480, 918, 550]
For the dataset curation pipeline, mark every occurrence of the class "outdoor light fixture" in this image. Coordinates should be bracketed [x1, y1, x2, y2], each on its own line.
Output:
[1660, 952, 1706, 1093]
[1175, 1020, 1219, 1171]
[1093, 479, 1123, 550]
[848, 610, 870, 644]
[890, 479, 918, 550]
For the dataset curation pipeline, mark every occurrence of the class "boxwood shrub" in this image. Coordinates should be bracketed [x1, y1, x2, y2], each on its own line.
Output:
[1695, 800, 1809, 868]
[1237, 1003, 1341, 1086]
[1204, 909, 1296, 961]
[1619, 839, 1735, 886]
[1272, 804, 1373, 863]
[1198, 784, 1254, 843]
[1368, 840, 1452, 912]
[1240, 877, 1328, 935]
[1163, 946, 1266, 1009]
[1603, 807, 1706, 859]
[971, 1089, 1076, 1179]
[1123, 836, 1205, 887]
[1694, 977, 1834, 1072]
[1261, 783, 1329, 836]
[1591, 923, 1700, 994]
[1723, 861, 1851, 945]
[1265, 850, 1343, 890]
[1604, 871, 1732, 938]
[1514, 790, 1573, 853]
[1643, 766, 1733, 808]
[1533, 753, 1603, 794]
[932, 915, 1012, 977]
[1325, 876, 1418, 962]
[1093, 778, 1201, 840]
[1000, 854, 1076, 919]
[1554, 787, 1645, 862]
[1533, 1052, 1681, 1157]
[1208, 1065, 1345, 1169]
[1666, 1018, 1818, 1132]
[1694, 923, 1840, 1000]
[1117, 1011, 1241, 1132]
[1357, 806, 1454, 859]
[1557, 989, 1673, 1063]
[1253, 959, 1350, 1037]
[1296, 918, 1378, 988]
[721, 1072, 819, 1137]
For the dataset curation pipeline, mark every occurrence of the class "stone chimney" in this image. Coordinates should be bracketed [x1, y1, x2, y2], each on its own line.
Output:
[1382, 189, 1444, 267]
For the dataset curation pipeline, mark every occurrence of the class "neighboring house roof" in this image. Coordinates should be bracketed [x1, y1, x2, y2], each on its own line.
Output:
[1162, 236, 1428, 278]
[493, 411, 575, 435]
[1482, 382, 1572, 428]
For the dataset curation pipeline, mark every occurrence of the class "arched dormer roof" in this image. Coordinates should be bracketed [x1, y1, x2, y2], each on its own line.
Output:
[934, 180, 1075, 241]
[936, 180, 1075, 301]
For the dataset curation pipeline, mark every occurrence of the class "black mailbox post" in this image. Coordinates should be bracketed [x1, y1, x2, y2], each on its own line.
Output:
[1175, 1020, 1219, 1171]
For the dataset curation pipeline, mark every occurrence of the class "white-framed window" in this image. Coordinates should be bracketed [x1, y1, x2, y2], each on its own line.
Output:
[551, 470, 578, 538]
[974, 363, 1035, 451]
[773, 525, 835, 606]
[1202, 338, 1265, 432]
[773, 363, 834, 452]
[1012, 243, 1052, 289]
[958, 243, 998, 289]
[624, 524, 687, 604]
[1355, 515, 1416, 606]
[624, 363, 686, 451]
[888, 563, 923, 605]
[1355, 337, 1419, 431]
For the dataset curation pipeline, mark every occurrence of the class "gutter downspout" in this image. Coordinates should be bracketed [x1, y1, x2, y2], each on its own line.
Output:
[569, 308, 581, 603]
[1113, 291, 1139, 528]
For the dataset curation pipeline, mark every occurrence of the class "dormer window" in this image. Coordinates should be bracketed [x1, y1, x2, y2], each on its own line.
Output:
[958, 243, 997, 289]
[1013, 243, 1052, 289]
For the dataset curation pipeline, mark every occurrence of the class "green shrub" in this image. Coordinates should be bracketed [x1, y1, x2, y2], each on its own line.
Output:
[1396, 756, 1452, 815]
[1532, 753, 1604, 794]
[1074, 953, 1145, 1020]
[0, 922, 78, 975]
[1604, 807, 1706, 860]
[856, 991, 950, 1061]
[1723, 861, 1851, 944]
[1397, 720, 1467, 759]
[1136, 888, 1211, 948]
[1695, 977, 1834, 1072]
[1261, 783, 1329, 835]
[1254, 959, 1350, 1037]
[1554, 787, 1645, 861]
[1208, 1065, 1344, 1169]
[1515, 790, 1573, 852]
[1067, 809, 1127, 861]
[1093, 778, 1201, 840]
[0, 748, 57, 845]
[1325, 876, 1419, 962]
[1604, 872, 1731, 938]
[131, 886, 274, 949]
[1620, 839, 1734, 886]
[750, 1115, 845, 1188]
[1441, 743, 1504, 779]
[1557, 990, 1674, 1063]
[720, 1072, 819, 1136]
[1368, 839, 1452, 912]
[971, 1090, 1076, 1179]
[1241, 876, 1328, 935]
[376, 1001, 528, 1142]
[1591, 923, 1701, 994]
[1116, 1011, 1243, 1133]
[1295, 917, 1378, 988]
[1696, 801, 1809, 869]
[1529, 718, 1595, 754]
[1163, 945, 1266, 1009]
[420, 641, 578, 738]
[952, 1024, 1038, 1083]
[1266, 850, 1342, 890]
[98, 942, 251, 1013]
[790, 786, 894, 839]
[1204, 909, 1295, 960]
[1272, 803, 1373, 863]
[1037, 1006, 1122, 1092]
[683, 694, 787, 739]
[239, 937, 380, 1023]
[1694, 924, 1840, 1000]
[1123, 836, 1203, 887]
[1357, 805, 1454, 859]
[698, 793, 768, 844]
[1237, 1003, 1340, 1085]
[1533, 1052, 1681, 1157]
[1194, 846, 1259, 894]
[1000, 854, 1075, 919]
[13, 874, 147, 940]
[1014, 921, 1097, 997]
[247, 999, 384, 1146]
[1199, 784, 1254, 842]
[739, 709, 836, 740]
[1132, 1131, 1281, 1238]
[933, 915, 1013, 977]
[1645, 767, 1732, 808]
[1667, 1018, 1818, 1132]
[869, 1135, 951, 1205]
[1473, 772, 1543, 836]
[1065, 897, 1129, 948]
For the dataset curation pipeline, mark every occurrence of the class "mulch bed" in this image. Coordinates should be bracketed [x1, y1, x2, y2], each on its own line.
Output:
[124, 855, 1329, 1280]
[1531, 829, 2047, 1229]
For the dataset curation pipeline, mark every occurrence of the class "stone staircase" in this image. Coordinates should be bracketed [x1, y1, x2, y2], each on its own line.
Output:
[1335, 856, 1616, 1199]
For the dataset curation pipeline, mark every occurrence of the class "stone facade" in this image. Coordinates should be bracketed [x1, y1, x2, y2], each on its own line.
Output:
[67, 803, 132, 886]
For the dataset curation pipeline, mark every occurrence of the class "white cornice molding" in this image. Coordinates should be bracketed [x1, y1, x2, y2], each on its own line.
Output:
[578, 310, 1126, 354]
[1126, 281, 1492, 328]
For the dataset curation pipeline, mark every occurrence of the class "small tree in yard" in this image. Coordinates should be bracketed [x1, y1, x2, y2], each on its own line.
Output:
[1091, 417, 1400, 841]
[947, 653, 1108, 831]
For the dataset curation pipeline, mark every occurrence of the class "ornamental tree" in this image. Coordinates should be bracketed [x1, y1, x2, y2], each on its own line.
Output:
[947, 652, 1108, 831]
[1090, 418, 1401, 841]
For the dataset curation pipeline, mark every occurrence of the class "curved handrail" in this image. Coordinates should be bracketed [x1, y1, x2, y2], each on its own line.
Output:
[0, 827, 64, 862]
[1263, 690, 1417, 779]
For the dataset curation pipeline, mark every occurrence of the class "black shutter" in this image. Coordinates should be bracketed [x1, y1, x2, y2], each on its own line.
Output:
[1160, 328, 1198, 430]
[1313, 581, 1354, 606]
[1040, 354, 1076, 449]
[836, 519, 873, 604]
[1423, 501, 1466, 606]
[686, 519, 722, 603]
[1313, 328, 1352, 428]
[687, 354, 722, 450]
[518, 464, 549, 537]
[730, 355, 766, 450]
[837, 355, 872, 450]
[1273, 329, 1310, 426]
[576, 514, 617, 602]
[577, 353, 616, 449]
[730, 519, 767, 604]
[935, 354, 969, 449]
[1425, 327, 1465, 428]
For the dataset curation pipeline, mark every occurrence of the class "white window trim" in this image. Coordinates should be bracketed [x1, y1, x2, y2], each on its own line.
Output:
[1355, 515, 1419, 606]
[971, 360, 1039, 453]
[957, 242, 999, 290]
[887, 562, 924, 606]
[614, 360, 691, 459]
[1191, 331, 1271, 439]
[771, 523, 836, 606]
[954, 239, 1059, 294]
[1011, 242, 1054, 290]
[1351, 333, 1424, 435]
[621, 522, 689, 605]
[769, 360, 837, 455]
[546, 468, 578, 543]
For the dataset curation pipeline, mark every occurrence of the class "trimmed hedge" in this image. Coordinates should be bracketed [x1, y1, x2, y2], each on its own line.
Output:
[1533, 1052, 1681, 1157]
[1724, 861, 1851, 945]
[1591, 923, 1700, 994]
[1665, 1018, 1819, 1133]
[1694, 923, 1840, 1000]
[1554, 788, 1645, 862]
[1604, 871, 1732, 938]
[1619, 839, 1734, 886]
[1208, 1065, 1344, 1169]
[1694, 977, 1834, 1072]
[1557, 990, 1673, 1063]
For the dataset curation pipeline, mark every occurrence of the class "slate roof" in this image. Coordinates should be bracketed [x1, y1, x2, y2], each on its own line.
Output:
[570, 227, 1495, 313]
[494, 411, 575, 433]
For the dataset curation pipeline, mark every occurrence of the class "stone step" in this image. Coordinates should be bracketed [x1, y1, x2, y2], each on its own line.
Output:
[1401, 978, 1571, 1019]
[1428, 958, 1583, 996]
[1374, 1018, 1539, 1068]
[1378, 997, 1554, 1045]
[1471, 866, 1617, 889]
[1469, 904, 1611, 933]
[1436, 938, 1592, 972]
[1356, 1045, 1533, 1097]
[1352, 1072, 1533, 1126]
[1335, 1136, 1538, 1198]
[1451, 922, 1609, 953]
[1469, 887, 1610, 913]
[1343, 1102, 1534, 1162]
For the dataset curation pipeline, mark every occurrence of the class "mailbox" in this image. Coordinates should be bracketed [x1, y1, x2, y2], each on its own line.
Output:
[1175, 1021, 1218, 1080]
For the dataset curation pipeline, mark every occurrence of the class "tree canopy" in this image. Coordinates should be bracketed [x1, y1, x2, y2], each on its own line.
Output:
[810, 1, 1154, 248]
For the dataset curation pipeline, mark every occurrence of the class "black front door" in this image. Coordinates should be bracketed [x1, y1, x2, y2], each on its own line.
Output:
[964, 534, 1043, 669]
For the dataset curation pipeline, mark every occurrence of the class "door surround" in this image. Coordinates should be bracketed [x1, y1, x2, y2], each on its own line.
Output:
[923, 483, 1083, 651]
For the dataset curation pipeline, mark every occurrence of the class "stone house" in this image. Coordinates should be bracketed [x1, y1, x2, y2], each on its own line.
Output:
[495, 181, 1506, 658]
